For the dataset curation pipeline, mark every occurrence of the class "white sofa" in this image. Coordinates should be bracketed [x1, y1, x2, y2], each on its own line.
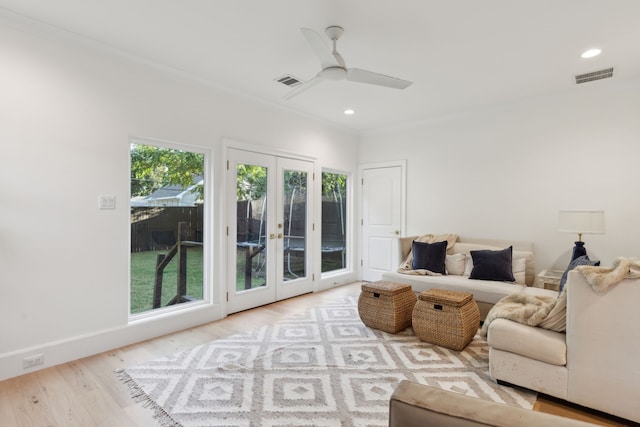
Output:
[381, 235, 543, 320]
[488, 270, 640, 424]
[389, 380, 598, 427]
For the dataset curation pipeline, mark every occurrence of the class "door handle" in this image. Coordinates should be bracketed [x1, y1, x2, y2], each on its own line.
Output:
[269, 233, 276, 240]
[390, 230, 400, 235]
[277, 233, 283, 239]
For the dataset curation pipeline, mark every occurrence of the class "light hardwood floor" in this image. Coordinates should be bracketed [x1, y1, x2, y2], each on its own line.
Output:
[0, 282, 636, 426]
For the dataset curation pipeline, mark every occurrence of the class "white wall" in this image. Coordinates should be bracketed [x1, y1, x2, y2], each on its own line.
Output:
[4, 11, 638, 382]
[0, 19, 358, 380]
[359, 78, 640, 272]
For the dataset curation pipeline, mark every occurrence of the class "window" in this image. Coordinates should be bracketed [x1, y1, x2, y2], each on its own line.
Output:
[130, 142, 205, 314]
[321, 171, 348, 273]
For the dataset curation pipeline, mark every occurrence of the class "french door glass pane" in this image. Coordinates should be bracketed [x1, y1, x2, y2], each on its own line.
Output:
[129, 143, 204, 314]
[236, 163, 268, 291]
[283, 169, 307, 281]
[321, 172, 347, 272]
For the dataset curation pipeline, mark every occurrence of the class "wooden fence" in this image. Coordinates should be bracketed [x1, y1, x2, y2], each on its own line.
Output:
[131, 206, 203, 252]
[130, 199, 346, 252]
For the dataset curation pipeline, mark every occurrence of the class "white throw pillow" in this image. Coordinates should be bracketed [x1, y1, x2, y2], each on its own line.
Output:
[512, 257, 527, 284]
[513, 250, 534, 285]
[463, 256, 474, 276]
[446, 253, 467, 275]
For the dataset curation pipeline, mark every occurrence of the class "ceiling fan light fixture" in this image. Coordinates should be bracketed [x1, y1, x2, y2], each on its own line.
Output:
[321, 66, 346, 80]
[581, 48, 602, 59]
[344, 109, 355, 115]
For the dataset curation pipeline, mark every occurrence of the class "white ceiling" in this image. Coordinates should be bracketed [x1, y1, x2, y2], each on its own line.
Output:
[2, 0, 639, 133]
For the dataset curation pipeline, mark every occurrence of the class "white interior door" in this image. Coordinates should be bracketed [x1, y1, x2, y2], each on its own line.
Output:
[361, 164, 404, 281]
[226, 148, 314, 314]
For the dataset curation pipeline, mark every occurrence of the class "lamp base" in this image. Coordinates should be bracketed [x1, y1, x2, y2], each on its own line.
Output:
[570, 241, 587, 262]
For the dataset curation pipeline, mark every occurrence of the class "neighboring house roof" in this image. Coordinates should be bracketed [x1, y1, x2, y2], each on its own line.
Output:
[148, 183, 187, 199]
[133, 175, 203, 207]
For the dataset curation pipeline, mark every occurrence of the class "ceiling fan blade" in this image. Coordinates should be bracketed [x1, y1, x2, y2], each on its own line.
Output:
[346, 68, 413, 89]
[283, 76, 323, 100]
[300, 28, 341, 69]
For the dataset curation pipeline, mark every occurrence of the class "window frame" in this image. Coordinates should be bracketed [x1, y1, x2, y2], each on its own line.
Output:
[320, 168, 351, 277]
[128, 136, 212, 321]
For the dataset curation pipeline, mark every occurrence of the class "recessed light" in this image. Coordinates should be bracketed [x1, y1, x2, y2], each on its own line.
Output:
[581, 48, 602, 59]
[344, 109, 355, 115]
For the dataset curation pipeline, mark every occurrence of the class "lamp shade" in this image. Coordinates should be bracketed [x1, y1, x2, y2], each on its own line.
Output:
[558, 210, 605, 235]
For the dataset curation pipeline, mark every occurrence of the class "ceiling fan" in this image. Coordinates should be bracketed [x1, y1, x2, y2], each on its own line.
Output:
[284, 25, 413, 100]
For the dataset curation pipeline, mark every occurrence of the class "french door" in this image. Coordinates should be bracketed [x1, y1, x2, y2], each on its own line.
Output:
[226, 148, 314, 314]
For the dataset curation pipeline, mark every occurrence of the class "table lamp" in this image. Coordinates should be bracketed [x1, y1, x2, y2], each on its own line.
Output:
[558, 210, 605, 262]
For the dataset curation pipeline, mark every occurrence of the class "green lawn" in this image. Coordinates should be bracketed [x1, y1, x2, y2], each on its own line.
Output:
[130, 246, 262, 313]
[321, 250, 345, 273]
[130, 247, 203, 314]
[131, 247, 346, 314]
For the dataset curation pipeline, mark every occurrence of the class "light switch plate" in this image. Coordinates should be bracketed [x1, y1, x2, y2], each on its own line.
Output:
[99, 195, 116, 209]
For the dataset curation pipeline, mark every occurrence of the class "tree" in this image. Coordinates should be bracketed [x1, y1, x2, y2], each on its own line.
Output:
[236, 164, 267, 201]
[235, 168, 310, 202]
[130, 145, 347, 205]
[322, 172, 347, 199]
[130, 144, 204, 198]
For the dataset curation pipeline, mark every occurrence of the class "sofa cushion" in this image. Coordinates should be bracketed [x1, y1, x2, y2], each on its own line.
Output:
[412, 240, 447, 273]
[470, 246, 515, 282]
[488, 318, 567, 366]
[463, 253, 529, 283]
[453, 242, 501, 256]
[454, 242, 534, 285]
[538, 287, 567, 332]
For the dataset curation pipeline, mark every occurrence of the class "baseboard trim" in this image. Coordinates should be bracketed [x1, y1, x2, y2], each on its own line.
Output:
[0, 301, 224, 381]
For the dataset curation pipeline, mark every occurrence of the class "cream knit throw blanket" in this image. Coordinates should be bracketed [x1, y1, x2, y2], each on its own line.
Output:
[575, 256, 640, 292]
[397, 233, 458, 275]
[480, 293, 556, 336]
[482, 257, 640, 336]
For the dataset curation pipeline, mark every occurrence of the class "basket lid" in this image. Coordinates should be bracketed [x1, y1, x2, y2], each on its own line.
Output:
[361, 281, 412, 296]
[418, 289, 473, 306]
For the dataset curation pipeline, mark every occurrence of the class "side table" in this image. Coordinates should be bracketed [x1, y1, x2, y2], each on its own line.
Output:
[536, 269, 564, 291]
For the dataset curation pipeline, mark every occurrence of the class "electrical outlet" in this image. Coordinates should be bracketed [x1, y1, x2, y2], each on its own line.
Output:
[23, 353, 44, 369]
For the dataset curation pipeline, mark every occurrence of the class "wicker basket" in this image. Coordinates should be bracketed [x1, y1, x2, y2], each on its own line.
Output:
[412, 289, 480, 350]
[358, 281, 417, 333]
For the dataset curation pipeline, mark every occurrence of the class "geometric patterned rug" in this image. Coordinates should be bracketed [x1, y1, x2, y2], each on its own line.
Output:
[118, 296, 536, 427]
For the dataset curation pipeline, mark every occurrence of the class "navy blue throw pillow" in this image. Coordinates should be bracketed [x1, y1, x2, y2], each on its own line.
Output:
[559, 255, 600, 293]
[411, 240, 447, 274]
[469, 246, 515, 282]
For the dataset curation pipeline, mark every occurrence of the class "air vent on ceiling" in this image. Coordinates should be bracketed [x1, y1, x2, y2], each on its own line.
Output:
[275, 74, 303, 87]
[575, 67, 614, 85]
